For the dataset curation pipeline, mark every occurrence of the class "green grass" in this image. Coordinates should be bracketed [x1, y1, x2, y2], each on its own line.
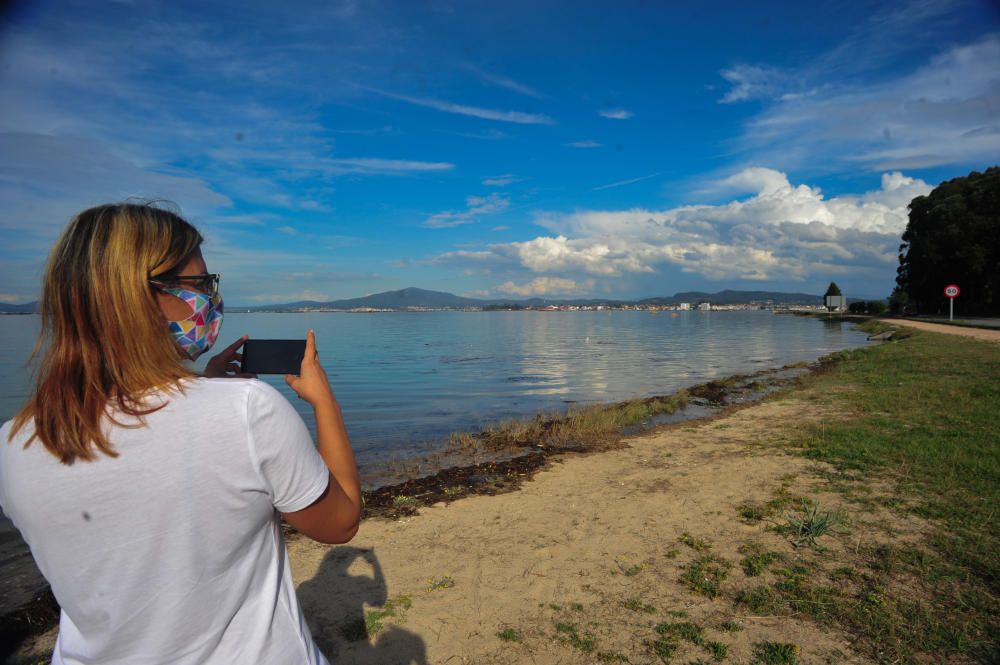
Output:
[555, 621, 596, 653]
[339, 593, 413, 641]
[679, 555, 731, 598]
[752, 641, 799, 664]
[391, 494, 416, 507]
[651, 637, 678, 663]
[652, 620, 730, 663]
[623, 598, 656, 613]
[764, 326, 1000, 663]
[737, 501, 766, 523]
[705, 640, 728, 661]
[738, 543, 782, 577]
[780, 500, 843, 548]
[678, 532, 712, 551]
[496, 628, 521, 642]
[654, 621, 704, 645]
[615, 557, 644, 576]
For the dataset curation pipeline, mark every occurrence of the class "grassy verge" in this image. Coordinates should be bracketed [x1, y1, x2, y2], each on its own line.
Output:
[763, 323, 1000, 662]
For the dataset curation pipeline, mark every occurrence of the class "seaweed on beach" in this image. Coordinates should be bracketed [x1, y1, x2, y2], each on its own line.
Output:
[359, 453, 550, 519]
[339, 365, 809, 523]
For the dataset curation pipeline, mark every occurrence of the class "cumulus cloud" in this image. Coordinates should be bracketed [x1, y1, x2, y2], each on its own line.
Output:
[599, 108, 633, 120]
[435, 167, 931, 284]
[424, 193, 510, 228]
[496, 277, 595, 297]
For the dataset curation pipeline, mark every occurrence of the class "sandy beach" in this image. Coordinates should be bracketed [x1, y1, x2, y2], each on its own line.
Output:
[285, 391, 882, 665]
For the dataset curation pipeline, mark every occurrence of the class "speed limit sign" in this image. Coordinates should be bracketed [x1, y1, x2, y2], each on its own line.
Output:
[944, 284, 960, 321]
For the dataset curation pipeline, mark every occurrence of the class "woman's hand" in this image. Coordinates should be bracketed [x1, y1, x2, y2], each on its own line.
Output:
[285, 330, 336, 408]
[204, 335, 257, 379]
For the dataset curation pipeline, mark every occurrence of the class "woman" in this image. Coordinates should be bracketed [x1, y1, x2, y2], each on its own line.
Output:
[0, 203, 361, 664]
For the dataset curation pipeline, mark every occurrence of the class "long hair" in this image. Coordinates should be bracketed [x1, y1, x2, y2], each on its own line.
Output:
[8, 203, 205, 464]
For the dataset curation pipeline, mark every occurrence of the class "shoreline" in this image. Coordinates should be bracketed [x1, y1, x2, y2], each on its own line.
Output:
[0, 357, 835, 657]
[10, 322, 997, 663]
[355, 361, 816, 517]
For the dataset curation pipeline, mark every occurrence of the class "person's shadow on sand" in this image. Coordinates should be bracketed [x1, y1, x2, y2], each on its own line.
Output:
[297, 547, 428, 665]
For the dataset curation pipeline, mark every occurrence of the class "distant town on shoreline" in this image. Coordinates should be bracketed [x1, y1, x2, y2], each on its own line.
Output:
[0, 286, 880, 315]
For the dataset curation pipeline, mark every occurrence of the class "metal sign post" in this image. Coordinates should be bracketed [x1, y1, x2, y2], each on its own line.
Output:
[944, 284, 960, 321]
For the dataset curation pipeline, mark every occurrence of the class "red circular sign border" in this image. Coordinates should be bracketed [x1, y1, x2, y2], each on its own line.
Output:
[944, 284, 960, 298]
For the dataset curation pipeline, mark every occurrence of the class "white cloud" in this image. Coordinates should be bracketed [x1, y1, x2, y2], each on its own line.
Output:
[496, 277, 595, 297]
[564, 140, 602, 148]
[463, 64, 544, 98]
[323, 157, 454, 174]
[721, 19, 1000, 171]
[593, 172, 662, 191]
[435, 168, 931, 284]
[0, 132, 231, 235]
[718, 65, 789, 104]
[482, 174, 518, 186]
[599, 109, 633, 120]
[424, 193, 511, 228]
[371, 89, 554, 124]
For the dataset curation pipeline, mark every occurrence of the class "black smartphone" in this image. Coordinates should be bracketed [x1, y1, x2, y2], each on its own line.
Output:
[241, 339, 307, 375]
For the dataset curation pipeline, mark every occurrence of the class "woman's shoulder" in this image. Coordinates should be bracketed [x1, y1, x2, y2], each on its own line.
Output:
[178, 377, 291, 408]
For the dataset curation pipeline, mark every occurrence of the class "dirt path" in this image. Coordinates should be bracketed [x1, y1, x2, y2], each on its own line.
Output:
[284, 395, 880, 665]
[881, 318, 1000, 342]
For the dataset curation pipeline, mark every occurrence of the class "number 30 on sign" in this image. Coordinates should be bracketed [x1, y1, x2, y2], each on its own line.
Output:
[944, 284, 960, 298]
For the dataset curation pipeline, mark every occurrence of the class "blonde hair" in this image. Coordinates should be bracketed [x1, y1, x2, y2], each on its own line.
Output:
[8, 203, 205, 464]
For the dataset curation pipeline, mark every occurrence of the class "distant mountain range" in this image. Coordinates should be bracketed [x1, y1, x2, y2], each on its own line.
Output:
[0, 287, 870, 314]
[0, 301, 39, 314]
[240, 287, 833, 311]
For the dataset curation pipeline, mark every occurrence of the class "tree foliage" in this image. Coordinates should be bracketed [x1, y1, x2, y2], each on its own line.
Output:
[895, 167, 1000, 315]
[824, 282, 842, 297]
[848, 300, 887, 315]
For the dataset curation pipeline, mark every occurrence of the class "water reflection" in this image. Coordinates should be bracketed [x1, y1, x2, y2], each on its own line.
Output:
[0, 311, 869, 478]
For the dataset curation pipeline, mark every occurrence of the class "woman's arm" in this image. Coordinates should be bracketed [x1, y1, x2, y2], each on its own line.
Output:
[280, 331, 362, 544]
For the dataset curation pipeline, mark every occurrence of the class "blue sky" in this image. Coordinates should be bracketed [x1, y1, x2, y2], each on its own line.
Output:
[1, 0, 998, 304]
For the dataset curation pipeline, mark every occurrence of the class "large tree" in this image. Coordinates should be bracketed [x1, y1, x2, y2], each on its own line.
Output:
[894, 167, 1000, 316]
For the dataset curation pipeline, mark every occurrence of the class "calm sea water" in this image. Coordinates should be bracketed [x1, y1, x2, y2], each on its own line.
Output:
[0, 310, 869, 476]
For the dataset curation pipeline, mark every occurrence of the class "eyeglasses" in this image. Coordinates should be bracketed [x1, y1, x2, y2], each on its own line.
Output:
[149, 273, 220, 298]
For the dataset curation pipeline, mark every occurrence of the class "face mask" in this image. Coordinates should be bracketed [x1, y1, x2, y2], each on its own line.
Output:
[157, 286, 224, 361]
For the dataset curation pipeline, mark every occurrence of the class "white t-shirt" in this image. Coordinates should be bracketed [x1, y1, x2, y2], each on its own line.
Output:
[0, 378, 331, 665]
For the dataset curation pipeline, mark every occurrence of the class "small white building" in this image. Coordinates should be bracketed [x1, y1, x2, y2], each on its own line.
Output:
[825, 295, 847, 312]
[679, 302, 691, 310]
[697, 302, 712, 311]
